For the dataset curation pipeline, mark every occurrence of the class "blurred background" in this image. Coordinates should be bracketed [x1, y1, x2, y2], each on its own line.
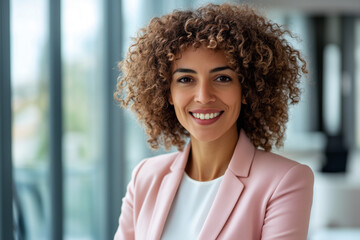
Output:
[1, 0, 360, 239]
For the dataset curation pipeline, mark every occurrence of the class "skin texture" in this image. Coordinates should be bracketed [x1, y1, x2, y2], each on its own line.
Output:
[114, 3, 307, 152]
[169, 46, 242, 180]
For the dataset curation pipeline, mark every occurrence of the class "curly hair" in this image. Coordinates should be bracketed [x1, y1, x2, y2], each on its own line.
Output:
[114, 3, 307, 151]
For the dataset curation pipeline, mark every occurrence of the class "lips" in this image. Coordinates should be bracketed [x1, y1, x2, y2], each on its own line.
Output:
[189, 110, 224, 125]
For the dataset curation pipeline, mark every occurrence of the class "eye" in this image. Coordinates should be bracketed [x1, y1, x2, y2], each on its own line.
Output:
[215, 75, 232, 82]
[177, 76, 193, 83]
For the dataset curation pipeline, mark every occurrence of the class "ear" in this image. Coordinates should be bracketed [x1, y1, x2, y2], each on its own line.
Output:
[168, 93, 174, 105]
[242, 97, 247, 105]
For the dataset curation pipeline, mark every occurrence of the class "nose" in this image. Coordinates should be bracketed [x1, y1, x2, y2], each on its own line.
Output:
[194, 80, 216, 104]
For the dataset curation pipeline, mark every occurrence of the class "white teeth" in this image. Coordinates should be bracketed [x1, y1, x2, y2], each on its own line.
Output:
[192, 112, 221, 120]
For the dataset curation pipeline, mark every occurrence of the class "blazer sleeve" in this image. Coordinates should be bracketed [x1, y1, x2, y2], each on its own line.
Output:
[114, 161, 145, 240]
[261, 164, 314, 240]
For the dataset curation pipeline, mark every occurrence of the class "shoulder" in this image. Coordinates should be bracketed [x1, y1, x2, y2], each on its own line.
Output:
[248, 149, 314, 193]
[130, 151, 181, 184]
[253, 149, 313, 177]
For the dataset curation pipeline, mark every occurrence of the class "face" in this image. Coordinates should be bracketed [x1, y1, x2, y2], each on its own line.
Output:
[169, 46, 242, 143]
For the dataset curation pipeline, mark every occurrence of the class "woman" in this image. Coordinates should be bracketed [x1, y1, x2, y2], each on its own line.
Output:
[114, 3, 314, 240]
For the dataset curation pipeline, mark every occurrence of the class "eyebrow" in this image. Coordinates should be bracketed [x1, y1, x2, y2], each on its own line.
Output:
[209, 66, 232, 73]
[172, 66, 232, 75]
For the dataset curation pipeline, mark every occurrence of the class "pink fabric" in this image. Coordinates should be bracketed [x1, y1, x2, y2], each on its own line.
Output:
[114, 130, 314, 240]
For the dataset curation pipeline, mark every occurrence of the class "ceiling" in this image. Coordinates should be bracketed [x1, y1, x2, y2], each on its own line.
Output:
[246, 0, 360, 14]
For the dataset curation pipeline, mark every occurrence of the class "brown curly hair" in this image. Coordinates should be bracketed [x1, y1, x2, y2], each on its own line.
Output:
[114, 3, 307, 151]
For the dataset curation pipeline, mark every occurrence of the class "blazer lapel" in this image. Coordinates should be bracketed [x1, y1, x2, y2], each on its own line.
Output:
[148, 144, 190, 240]
[198, 129, 256, 239]
[198, 170, 244, 240]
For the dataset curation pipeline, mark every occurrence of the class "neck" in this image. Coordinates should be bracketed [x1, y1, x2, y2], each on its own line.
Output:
[186, 126, 239, 181]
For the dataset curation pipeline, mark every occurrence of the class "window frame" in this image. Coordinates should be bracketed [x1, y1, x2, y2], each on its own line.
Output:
[0, 0, 14, 239]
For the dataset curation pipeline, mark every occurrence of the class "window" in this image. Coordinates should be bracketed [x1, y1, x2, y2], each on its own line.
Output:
[10, 0, 108, 239]
[11, 0, 50, 239]
[62, 0, 105, 239]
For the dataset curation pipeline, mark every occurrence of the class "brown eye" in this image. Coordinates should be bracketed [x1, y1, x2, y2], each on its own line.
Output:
[215, 75, 231, 82]
[177, 77, 193, 83]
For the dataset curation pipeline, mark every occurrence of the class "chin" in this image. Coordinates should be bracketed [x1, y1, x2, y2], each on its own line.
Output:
[190, 132, 223, 143]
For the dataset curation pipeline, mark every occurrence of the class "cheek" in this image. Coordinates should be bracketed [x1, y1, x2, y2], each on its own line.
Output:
[226, 90, 242, 106]
[170, 92, 186, 119]
[227, 90, 242, 117]
[170, 88, 188, 107]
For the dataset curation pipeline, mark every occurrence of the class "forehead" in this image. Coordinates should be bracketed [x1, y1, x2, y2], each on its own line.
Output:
[171, 46, 229, 71]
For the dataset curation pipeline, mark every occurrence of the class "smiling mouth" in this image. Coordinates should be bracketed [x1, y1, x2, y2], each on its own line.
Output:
[190, 112, 223, 120]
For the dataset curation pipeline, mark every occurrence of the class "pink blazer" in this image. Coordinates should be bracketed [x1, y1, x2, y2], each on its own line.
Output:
[114, 130, 314, 240]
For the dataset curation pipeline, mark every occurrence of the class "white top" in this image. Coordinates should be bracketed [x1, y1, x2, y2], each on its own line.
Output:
[161, 172, 223, 240]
